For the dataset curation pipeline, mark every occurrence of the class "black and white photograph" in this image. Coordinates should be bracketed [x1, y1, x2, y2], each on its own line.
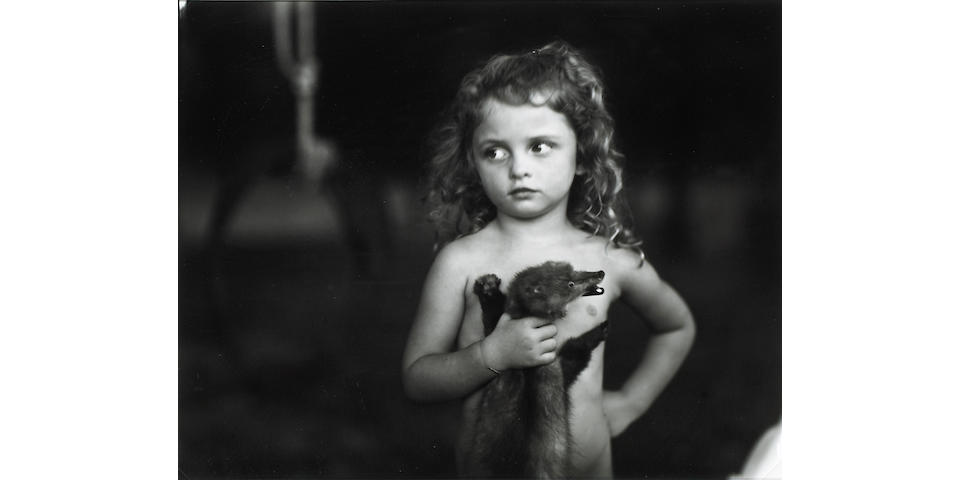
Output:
[178, 1, 780, 478]
[9, 2, 960, 480]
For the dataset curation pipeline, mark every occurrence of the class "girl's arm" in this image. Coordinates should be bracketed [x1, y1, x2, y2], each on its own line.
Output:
[402, 246, 496, 402]
[603, 250, 696, 436]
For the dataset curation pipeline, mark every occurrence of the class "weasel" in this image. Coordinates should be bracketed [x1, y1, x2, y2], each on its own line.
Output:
[465, 261, 608, 478]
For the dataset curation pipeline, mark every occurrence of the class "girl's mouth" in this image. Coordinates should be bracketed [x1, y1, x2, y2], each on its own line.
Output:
[509, 188, 538, 196]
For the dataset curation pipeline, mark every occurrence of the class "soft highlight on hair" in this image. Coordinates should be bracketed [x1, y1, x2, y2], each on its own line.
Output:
[424, 40, 642, 252]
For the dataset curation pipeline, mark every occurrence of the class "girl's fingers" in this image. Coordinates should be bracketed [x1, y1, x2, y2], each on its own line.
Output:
[539, 351, 557, 362]
[528, 317, 551, 328]
[535, 323, 558, 339]
[541, 338, 558, 353]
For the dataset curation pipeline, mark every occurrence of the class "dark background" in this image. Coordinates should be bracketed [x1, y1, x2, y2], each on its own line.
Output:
[179, 1, 780, 478]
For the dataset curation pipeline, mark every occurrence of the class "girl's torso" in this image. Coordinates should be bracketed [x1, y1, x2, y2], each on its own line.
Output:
[452, 232, 622, 476]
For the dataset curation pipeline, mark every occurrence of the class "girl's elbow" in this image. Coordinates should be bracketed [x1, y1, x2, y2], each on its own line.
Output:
[662, 309, 696, 338]
[684, 312, 697, 343]
[401, 365, 430, 402]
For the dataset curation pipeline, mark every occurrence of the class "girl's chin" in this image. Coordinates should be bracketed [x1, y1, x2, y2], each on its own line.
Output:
[492, 196, 566, 220]
[500, 205, 558, 220]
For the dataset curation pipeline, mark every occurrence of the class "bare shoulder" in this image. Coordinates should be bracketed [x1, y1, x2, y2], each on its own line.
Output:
[425, 230, 503, 295]
[435, 230, 496, 271]
[600, 244, 694, 331]
[592, 243, 662, 296]
[572, 236, 643, 271]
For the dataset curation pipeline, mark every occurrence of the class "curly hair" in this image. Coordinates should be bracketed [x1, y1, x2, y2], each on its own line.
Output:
[424, 40, 642, 253]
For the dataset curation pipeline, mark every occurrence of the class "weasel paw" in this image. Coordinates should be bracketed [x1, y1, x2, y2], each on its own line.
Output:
[473, 274, 502, 298]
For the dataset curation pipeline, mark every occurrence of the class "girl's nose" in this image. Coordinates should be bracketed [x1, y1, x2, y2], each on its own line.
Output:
[509, 155, 532, 179]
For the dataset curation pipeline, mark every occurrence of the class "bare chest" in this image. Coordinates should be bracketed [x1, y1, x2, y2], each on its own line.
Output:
[456, 254, 615, 348]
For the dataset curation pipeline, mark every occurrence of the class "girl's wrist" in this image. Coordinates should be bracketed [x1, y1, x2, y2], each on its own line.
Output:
[479, 338, 502, 375]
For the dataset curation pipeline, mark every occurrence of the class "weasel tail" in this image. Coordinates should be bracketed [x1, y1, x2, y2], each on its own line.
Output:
[466, 363, 570, 478]
[526, 364, 571, 478]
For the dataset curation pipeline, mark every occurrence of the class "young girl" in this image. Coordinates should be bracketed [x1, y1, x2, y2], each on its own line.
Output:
[402, 41, 696, 478]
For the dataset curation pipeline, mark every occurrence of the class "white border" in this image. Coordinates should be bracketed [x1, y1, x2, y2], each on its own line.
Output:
[1, 3, 174, 478]
[785, 1, 960, 478]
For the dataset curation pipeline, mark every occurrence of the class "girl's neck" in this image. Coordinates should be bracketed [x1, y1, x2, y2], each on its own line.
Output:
[491, 207, 575, 245]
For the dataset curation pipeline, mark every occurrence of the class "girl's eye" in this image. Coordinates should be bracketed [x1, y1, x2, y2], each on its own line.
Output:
[531, 142, 554, 155]
[483, 147, 509, 162]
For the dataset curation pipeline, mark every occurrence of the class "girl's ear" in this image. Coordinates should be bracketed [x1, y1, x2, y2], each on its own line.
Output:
[575, 162, 587, 175]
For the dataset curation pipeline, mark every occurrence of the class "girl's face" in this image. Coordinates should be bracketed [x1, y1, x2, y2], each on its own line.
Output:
[471, 97, 580, 221]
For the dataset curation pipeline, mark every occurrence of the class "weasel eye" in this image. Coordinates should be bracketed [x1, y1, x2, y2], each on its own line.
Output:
[567, 281, 575, 288]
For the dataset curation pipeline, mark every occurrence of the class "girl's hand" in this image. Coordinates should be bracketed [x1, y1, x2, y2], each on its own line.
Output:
[481, 314, 559, 371]
[602, 390, 646, 438]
